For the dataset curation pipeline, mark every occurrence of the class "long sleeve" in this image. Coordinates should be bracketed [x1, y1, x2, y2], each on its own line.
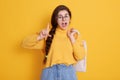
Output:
[72, 35, 85, 61]
[21, 34, 45, 50]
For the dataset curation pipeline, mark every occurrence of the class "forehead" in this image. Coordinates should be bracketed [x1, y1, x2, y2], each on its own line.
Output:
[58, 10, 69, 16]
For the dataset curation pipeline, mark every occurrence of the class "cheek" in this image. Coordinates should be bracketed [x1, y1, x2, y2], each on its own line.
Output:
[57, 20, 62, 25]
[66, 20, 70, 25]
[67, 20, 70, 23]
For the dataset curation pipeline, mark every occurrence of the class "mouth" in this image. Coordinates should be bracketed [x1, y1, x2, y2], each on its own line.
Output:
[61, 22, 67, 27]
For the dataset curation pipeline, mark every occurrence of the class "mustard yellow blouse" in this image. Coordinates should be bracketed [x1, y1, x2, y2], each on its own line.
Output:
[22, 27, 85, 68]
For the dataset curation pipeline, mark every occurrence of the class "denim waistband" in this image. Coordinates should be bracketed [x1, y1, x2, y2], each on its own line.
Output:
[41, 64, 77, 80]
[49, 64, 73, 70]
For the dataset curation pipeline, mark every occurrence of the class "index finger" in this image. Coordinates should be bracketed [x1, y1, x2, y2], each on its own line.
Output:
[72, 29, 80, 34]
[46, 23, 50, 30]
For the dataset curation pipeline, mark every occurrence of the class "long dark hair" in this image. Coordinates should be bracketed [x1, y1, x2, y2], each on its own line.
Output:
[43, 5, 72, 64]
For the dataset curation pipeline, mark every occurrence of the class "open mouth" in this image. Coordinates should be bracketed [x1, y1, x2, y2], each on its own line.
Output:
[61, 22, 67, 27]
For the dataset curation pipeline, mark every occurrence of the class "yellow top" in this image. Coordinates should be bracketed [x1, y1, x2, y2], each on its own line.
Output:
[22, 27, 85, 68]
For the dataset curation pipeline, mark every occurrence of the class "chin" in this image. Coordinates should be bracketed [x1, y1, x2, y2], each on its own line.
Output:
[60, 25, 68, 30]
[61, 27, 67, 30]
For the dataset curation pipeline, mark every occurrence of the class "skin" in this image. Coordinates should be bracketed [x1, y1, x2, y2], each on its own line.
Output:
[37, 9, 87, 60]
[37, 10, 80, 44]
[57, 10, 70, 30]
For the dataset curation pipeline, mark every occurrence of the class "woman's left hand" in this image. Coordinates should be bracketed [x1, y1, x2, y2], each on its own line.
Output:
[67, 28, 80, 43]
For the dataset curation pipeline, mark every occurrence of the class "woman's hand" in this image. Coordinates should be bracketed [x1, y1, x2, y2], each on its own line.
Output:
[67, 28, 80, 43]
[37, 23, 51, 40]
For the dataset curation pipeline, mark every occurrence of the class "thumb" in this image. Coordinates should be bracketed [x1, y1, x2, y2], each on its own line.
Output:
[67, 29, 71, 36]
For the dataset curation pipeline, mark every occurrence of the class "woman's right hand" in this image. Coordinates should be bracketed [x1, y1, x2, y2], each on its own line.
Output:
[37, 24, 51, 40]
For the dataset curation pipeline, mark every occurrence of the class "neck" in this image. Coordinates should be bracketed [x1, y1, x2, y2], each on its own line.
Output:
[56, 26, 69, 32]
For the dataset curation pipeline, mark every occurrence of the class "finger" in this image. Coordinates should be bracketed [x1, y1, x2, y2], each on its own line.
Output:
[41, 31, 45, 36]
[46, 23, 50, 31]
[70, 28, 80, 34]
[71, 29, 80, 34]
[71, 31, 76, 36]
[67, 29, 71, 36]
[42, 31, 46, 36]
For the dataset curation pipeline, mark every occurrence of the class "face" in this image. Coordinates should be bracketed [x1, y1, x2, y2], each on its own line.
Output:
[57, 10, 70, 30]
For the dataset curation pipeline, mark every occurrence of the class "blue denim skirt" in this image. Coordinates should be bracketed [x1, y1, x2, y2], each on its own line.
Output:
[41, 64, 77, 80]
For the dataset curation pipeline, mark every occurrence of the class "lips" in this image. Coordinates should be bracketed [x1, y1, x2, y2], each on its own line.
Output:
[61, 22, 67, 27]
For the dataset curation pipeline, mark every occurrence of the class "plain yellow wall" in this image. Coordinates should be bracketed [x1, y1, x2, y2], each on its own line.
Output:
[0, 0, 120, 80]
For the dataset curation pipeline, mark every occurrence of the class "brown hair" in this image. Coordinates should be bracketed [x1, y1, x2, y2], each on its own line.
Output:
[44, 5, 72, 63]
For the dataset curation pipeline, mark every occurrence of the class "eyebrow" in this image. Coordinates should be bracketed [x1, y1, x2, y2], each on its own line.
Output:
[58, 13, 69, 16]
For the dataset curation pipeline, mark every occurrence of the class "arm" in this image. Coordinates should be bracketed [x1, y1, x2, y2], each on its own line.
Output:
[21, 33, 45, 49]
[21, 23, 50, 50]
[72, 35, 85, 61]
[67, 28, 86, 61]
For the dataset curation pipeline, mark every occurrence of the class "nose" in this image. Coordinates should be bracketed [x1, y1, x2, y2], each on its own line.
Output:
[62, 17, 65, 21]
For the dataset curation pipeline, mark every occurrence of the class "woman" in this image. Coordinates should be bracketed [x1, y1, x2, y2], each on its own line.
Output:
[22, 5, 85, 80]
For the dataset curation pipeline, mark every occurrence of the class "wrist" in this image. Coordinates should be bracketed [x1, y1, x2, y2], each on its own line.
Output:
[69, 37, 75, 44]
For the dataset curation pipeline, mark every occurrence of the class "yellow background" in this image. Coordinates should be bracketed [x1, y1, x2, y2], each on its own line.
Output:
[0, 0, 120, 80]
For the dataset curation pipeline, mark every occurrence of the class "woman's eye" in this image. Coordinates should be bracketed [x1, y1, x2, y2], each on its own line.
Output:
[58, 16, 62, 19]
[65, 15, 68, 18]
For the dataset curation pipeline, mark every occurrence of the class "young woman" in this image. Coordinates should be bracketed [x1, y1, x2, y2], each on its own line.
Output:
[22, 5, 86, 80]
